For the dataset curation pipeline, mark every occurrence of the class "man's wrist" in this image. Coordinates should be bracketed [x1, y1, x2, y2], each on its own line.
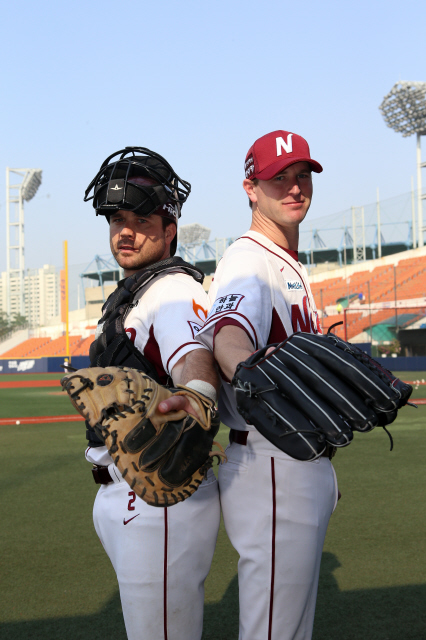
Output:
[185, 379, 217, 404]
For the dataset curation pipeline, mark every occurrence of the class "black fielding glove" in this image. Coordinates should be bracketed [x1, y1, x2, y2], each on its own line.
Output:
[232, 332, 413, 461]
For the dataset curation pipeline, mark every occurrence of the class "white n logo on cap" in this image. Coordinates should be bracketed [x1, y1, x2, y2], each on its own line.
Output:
[276, 134, 293, 156]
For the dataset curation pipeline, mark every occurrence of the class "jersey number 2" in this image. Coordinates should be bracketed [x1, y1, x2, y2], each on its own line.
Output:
[128, 491, 136, 511]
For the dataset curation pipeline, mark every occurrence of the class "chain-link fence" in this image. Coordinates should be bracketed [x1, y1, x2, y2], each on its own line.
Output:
[299, 189, 420, 267]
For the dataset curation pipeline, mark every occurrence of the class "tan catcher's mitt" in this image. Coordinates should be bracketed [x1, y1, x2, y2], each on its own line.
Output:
[61, 367, 224, 506]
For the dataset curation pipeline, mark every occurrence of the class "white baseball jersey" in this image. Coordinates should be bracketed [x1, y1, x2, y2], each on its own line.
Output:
[197, 229, 322, 430]
[85, 270, 220, 640]
[197, 229, 337, 640]
[87, 270, 209, 467]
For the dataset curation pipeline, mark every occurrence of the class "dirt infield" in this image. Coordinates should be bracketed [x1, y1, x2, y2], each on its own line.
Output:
[0, 380, 60, 388]
[0, 414, 84, 425]
[1, 402, 425, 426]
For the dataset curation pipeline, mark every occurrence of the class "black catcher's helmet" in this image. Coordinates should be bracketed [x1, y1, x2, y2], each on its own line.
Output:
[84, 147, 191, 256]
[84, 146, 191, 219]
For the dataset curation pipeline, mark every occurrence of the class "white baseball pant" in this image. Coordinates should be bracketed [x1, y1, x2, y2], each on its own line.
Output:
[219, 427, 338, 640]
[93, 467, 220, 640]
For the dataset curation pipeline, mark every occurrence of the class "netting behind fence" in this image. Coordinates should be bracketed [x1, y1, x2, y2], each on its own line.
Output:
[299, 189, 418, 253]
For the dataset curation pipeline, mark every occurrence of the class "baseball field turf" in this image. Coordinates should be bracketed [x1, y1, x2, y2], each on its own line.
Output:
[1, 372, 426, 639]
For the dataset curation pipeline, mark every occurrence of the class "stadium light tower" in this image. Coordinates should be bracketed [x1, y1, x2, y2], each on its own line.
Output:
[6, 168, 42, 317]
[379, 81, 426, 247]
[178, 223, 211, 245]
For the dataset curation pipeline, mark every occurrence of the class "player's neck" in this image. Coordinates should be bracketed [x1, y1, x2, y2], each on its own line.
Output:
[122, 249, 172, 278]
[250, 211, 299, 251]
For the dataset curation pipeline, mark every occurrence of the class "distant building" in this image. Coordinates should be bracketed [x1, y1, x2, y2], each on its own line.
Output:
[0, 264, 59, 327]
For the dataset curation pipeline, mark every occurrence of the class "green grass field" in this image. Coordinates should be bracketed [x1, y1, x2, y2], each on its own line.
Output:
[1, 376, 426, 639]
[0, 373, 64, 382]
[0, 388, 79, 418]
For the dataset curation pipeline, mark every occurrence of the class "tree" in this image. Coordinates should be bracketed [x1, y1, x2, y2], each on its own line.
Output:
[0, 312, 10, 338]
[10, 313, 28, 330]
[0, 312, 28, 340]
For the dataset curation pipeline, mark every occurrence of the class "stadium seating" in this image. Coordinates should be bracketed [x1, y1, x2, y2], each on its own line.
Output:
[3, 254, 426, 357]
[40, 335, 82, 356]
[1, 337, 52, 358]
[314, 254, 426, 340]
[73, 335, 95, 356]
[2, 334, 95, 358]
[312, 255, 426, 308]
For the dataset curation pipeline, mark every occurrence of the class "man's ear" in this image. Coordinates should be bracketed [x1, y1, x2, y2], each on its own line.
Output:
[243, 179, 257, 206]
[165, 222, 177, 246]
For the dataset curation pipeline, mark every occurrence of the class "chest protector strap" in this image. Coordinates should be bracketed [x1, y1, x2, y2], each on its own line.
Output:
[89, 256, 204, 381]
[87, 257, 204, 448]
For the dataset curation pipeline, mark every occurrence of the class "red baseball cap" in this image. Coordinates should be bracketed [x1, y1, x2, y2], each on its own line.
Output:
[244, 130, 323, 180]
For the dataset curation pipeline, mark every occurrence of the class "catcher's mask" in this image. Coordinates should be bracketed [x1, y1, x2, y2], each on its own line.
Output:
[84, 147, 191, 255]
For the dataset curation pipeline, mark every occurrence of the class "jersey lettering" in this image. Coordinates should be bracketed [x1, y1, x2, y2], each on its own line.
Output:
[276, 134, 293, 156]
[291, 296, 319, 334]
[313, 310, 322, 334]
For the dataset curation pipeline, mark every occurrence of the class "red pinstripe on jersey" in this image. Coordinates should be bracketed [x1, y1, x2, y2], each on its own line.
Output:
[164, 507, 168, 640]
[268, 457, 277, 640]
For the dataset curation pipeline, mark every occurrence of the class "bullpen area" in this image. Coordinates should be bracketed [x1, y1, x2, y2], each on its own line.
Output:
[1, 372, 426, 639]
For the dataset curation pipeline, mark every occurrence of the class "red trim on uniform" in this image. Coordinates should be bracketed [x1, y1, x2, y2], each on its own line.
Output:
[275, 245, 299, 261]
[202, 312, 259, 350]
[164, 507, 168, 640]
[166, 341, 201, 372]
[144, 325, 168, 385]
[125, 327, 136, 343]
[239, 236, 310, 297]
[268, 308, 288, 344]
[213, 318, 254, 347]
[268, 457, 276, 640]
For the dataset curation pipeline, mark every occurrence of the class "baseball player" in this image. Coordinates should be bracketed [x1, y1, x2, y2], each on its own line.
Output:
[196, 130, 339, 640]
[83, 147, 220, 640]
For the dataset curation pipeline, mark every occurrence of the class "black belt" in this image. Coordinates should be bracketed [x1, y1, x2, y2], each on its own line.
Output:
[229, 429, 336, 458]
[229, 429, 249, 445]
[92, 465, 113, 484]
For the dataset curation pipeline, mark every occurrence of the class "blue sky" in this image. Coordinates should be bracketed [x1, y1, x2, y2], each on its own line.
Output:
[0, 0, 425, 274]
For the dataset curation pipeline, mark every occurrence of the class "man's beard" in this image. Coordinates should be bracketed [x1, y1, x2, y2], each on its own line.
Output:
[112, 239, 167, 272]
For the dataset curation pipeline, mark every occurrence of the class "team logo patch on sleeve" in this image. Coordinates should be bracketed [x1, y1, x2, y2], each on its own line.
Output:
[209, 294, 244, 317]
[192, 299, 208, 322]
[188, 320, 202, 338]
[286, 280, 303, 291]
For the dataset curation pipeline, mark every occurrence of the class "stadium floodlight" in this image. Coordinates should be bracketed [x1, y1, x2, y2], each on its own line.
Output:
[379, 81, 426, 247]
[6, 167, 43, 316]
[178, 223, 211, 245]
[379, 81, 426, 137]
[20, 169, 42, 201]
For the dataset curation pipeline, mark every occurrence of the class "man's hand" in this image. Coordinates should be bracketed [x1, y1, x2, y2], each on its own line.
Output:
[61, 365, 222, 507]
[159, 395, 201, 419]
